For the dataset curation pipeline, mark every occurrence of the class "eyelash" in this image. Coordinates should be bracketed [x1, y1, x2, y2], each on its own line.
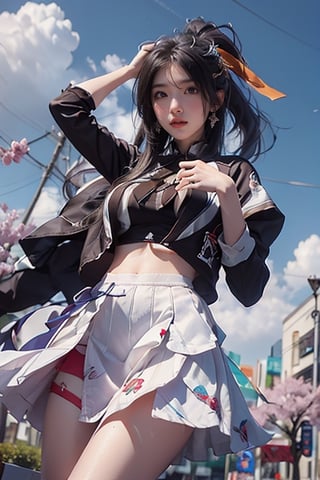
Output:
[153, 91, 166, 99]
[186, 86, 199, 94]
[153, 86, 199, 99]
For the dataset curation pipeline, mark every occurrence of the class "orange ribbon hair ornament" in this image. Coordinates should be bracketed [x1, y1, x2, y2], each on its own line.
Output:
[217, 48, 286, 101]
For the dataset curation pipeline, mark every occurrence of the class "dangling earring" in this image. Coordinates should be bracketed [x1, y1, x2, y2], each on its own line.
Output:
[208, 110, 219, 128]
[155, 122, 161, 133]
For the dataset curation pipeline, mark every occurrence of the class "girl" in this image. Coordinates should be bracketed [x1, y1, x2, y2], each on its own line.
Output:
[0, 18, 285, 480]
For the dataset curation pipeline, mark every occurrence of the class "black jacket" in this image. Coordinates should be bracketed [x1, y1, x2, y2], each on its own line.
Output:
[19, 86, 284, 306]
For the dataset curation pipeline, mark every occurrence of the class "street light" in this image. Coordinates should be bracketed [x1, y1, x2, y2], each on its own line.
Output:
[307, 275, 320, 480]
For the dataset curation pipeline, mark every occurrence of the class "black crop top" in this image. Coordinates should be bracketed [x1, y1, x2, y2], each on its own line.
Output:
[106, 173, 180, 246]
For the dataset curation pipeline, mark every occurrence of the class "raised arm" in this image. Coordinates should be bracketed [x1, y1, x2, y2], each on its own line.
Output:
[49, 45, 154, 181]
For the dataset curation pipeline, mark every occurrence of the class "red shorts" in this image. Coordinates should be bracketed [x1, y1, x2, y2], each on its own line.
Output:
[50, 348, 85, 409]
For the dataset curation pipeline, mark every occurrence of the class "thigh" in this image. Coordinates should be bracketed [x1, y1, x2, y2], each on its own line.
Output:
[68, 391, 193, 480]
[41, 373, 97, 480]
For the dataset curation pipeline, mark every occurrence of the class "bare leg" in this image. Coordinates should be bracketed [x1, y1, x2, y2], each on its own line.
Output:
[41, 372, 97, 480]
[68, 391, 193, 480]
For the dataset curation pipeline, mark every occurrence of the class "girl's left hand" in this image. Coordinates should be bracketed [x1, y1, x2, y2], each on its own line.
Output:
[176, 160, 233, 194]
[129, 43, 155, 76]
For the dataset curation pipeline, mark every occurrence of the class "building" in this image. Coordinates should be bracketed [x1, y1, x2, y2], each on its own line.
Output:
[282, 294, 319, 479]
[282, 295, 317, 384]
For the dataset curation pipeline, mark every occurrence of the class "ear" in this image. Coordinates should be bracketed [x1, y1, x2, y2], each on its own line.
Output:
[212, 89, 225, 111]
[216, 89, 225, 106]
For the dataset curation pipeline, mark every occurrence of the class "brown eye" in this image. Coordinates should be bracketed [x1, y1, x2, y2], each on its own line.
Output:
[153, 91, 167, 99]
[185, 86, 199, 94]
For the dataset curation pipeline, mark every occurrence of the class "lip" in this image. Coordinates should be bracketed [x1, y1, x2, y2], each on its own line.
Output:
[170, 119, 188, 128]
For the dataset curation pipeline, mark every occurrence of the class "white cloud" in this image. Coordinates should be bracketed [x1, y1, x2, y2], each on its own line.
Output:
[0, 3, 135, 152]
[0, 2, 80, 138]
[101, 53, 134, 91]
[0, 3, 134, 144]
[284, 234, 320, 293]
[29, 186, 64, 226]
[101, 53, 126, 73]
[213, 235, 320, 364]
[0, 2, 79, 74]
[86, 56, 97, 73]
[214, 262, 293, 364]
[96, 93, 135, 141]
[109, 111, 136, 141]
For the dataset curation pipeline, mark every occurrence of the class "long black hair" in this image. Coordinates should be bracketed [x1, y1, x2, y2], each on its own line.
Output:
[114, 17, 275, 185]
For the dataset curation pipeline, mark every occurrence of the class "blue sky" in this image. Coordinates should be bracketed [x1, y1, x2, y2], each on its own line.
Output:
[0, 0, 319, 364]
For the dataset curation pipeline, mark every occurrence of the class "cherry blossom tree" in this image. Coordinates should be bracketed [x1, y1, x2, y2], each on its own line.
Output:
[0, 139, 34, 279]
[251, 376, 320, 480]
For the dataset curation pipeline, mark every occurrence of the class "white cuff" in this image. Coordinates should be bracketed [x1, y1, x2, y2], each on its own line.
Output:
[218, 226, 255, 267]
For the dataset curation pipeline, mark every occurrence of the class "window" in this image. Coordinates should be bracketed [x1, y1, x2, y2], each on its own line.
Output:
[292, 330, 300, 366]
[299, 330, 314, 358]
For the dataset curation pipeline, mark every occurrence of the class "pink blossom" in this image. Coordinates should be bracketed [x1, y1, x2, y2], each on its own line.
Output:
[0, 138, 29, 166]
[0, 203, 8, 213]
[0, 261, 15, 278]
[251, 376, 320, 430]
[0, 245, 10, 263]
[0, 204, 35, 279]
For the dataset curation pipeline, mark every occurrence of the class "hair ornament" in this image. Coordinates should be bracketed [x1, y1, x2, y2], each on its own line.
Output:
[216, 48, 286, 101]
[201, 41, 225, 79]
[204, 42, 220, 58]
[190, 35, 196, 48]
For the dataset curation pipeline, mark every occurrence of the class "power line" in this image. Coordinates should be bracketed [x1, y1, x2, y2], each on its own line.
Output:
[27, 132, 52, 146]
[231, 0, 320, 52]
[0, 179, 40, 198]
[262, 177, 320, 189]
[152, 0, 184, 21]
[0, 100, 49, 134]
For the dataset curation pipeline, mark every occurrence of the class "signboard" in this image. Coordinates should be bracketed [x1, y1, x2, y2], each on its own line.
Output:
[236, 451, 255, 474]
[267, 356, 282, 375]
[301, 421, 313, 457]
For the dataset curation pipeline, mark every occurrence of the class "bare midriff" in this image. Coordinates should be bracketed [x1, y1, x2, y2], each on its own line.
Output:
[108, 242, 196, 280]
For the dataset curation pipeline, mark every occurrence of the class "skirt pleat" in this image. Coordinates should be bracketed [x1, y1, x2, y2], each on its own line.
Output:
[0, 272, 271, 460]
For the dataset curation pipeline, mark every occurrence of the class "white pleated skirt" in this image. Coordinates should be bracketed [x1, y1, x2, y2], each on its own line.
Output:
[0, 272, 271, 461]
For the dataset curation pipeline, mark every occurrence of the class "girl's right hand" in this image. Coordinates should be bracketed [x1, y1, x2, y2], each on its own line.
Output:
[129, 42, 155, 76]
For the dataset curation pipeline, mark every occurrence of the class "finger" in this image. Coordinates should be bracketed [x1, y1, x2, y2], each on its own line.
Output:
[176, 167, 195, 182]
[178, 160, 196, 170]
[175, 167, 186, 181]
[138, 41, 156, 52]
[175, 177, 194, 191]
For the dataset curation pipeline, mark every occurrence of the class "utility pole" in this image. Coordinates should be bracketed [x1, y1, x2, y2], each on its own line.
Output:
[307, 276, 320, 480]
[22, 132, 66, 224]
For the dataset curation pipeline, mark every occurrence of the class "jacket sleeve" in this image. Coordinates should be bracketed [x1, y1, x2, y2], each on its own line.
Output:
[49, 85, 138, 183]
[217, 158, 285, 307]
[0, 239, 86, 314]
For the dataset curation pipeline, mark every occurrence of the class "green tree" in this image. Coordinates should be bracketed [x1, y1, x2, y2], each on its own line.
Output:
[0, 441, 41, 471]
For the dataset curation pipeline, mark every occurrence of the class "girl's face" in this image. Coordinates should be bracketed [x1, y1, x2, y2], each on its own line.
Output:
[151, 63, 211, 154]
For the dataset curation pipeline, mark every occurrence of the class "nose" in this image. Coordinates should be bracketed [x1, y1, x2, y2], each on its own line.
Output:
[169, 96, 183, 114]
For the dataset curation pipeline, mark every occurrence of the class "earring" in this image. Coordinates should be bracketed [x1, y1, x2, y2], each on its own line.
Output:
[155, 122, 161, 133]
[208, 111, 219, 128]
